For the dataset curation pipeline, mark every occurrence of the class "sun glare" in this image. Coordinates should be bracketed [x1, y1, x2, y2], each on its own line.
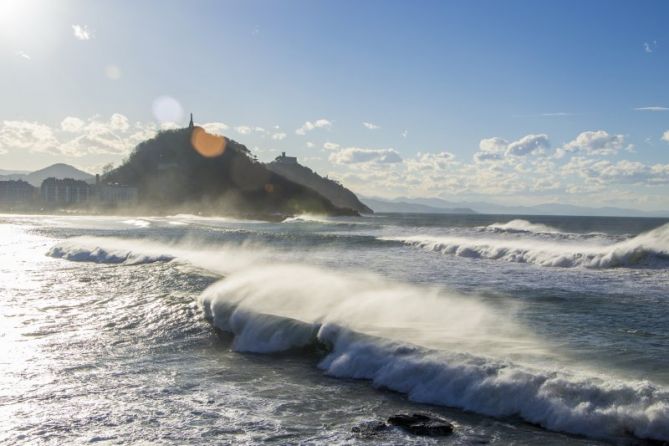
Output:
[0, 0, 56, 46]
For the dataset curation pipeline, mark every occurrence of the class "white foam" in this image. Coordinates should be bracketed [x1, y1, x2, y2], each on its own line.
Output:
[485, 219, 561, 234]
[384, 223, 669, 268]
[166, 213, 265, 224]
[48, 238, 173, 265]
[122, 219, 152, 228]
[282, 214, 333, 224]
[47, 236, 263, 272]
[198, 264, 669, 442]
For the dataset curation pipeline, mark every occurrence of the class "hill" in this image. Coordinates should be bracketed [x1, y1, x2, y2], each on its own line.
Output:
[266, 155, 372, 214]
[0, 163, 94, 187]
[104, 127, 357, 218]
[362, 197, 475, 214]
[362, 196, 669, 217]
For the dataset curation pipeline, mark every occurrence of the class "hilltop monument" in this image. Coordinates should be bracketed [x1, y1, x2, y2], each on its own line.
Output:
[188, 113, 194, 129]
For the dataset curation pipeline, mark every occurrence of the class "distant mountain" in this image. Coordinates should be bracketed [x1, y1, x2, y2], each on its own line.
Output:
[362, 197, 475, 214]
[104, 127, 357, 217]
[0, 169, 29, 176]
[0, 163, 94, 187]
[362, 196, 669, 218]
[266, 155, 372, 214]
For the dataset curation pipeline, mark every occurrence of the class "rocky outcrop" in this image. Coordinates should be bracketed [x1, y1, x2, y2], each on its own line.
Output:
[387, 413, 454, 436]
[351, 413, 455, 439]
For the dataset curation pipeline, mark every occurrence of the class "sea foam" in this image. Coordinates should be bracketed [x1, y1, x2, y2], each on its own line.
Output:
[384, 222, 669, 268]
[198, 263, 669, 443]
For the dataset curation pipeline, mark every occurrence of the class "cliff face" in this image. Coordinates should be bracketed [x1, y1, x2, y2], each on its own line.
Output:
[104, 127, 357, 217]
[266, 159, 373, 214]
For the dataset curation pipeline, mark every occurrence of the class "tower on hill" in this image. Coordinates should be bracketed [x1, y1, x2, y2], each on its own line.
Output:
[188, 113, 194, 129]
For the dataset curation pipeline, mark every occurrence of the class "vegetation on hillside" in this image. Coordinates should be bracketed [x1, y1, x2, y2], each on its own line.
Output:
[104, 127, 357, 217]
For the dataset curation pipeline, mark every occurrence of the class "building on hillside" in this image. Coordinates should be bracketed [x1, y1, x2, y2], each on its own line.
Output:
[40, 178, 91, 205]
[274, 152, 298, 164]
[0, 180, 36, 205]
[92, 175, 138, 206]
[96, 184, 138, 205]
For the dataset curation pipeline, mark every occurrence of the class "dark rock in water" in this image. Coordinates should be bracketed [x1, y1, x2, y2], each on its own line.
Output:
[387, 413, 454, 437]
[351, 421, 390, 438]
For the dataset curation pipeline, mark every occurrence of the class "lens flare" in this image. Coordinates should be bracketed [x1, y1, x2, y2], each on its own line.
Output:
[191, 126, 226, 157]
[152, 96, 183, 124]
[105, 65, 121, 80]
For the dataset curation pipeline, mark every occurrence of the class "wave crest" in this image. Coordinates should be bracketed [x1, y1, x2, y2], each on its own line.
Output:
[385, 223, 669, 268]
[198, 264, 669, 442]
[48, 239, 174, 265]
[485, 219, 561, 234]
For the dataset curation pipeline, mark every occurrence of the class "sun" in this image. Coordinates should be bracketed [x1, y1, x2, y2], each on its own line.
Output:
[0, 0, 31, 25]
[0, 0, 53, 44]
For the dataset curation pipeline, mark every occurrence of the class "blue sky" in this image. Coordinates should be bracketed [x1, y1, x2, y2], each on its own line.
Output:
[1, 0, 668, 209]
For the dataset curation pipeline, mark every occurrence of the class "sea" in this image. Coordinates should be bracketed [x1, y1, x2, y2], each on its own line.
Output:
[1, 212, 668, 445]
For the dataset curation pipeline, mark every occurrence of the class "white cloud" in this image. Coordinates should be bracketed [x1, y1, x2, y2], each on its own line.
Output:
[406, 152, 455, 172]
[110, 113, 129, 132]
[329, 147, 402, 164]
[271, 132, 287, 141]
[474, 137, 508, 162]
[17, 51, 31, 60]
[634, 106, 668, 112]
[295, 119, 331, 135]
[558, 130, 630, 158]
[401, 130, 408, 138]
[72, 24, 93, 40]
[60, 117, 85, 133]
[506, 134, 550, 157]
[474, 134, 549, 162]
[306, 141, 315, 148]
[541, 112, 572, 117]
[662, 130, 669, 143]
[0, 121, 58, 153]
[0, 115, 161, 158]
[201, 122, 228, 135]
[562, 156, 669, 186]
[235, 126, 252, 135]
[644, 41, 657, 53]
[363, 122, 380, 130]
[323, 142, 340, 151]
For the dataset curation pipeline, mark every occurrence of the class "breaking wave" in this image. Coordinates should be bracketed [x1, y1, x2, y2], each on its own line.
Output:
[282, 214, 337, 224]
[484, 219, 561, 234]
[46, 237, 262, 272]
[45, 235, 669, 442]
[48, 238, 174, 265]
[384, 223, 669, 268]
[199, 264, 669, 443]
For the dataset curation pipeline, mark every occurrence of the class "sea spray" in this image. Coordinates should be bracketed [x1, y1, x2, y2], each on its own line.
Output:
[197, 263, 669, 442]
[384, 222, 669, 268]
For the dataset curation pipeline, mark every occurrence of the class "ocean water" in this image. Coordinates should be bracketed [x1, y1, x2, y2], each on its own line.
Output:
[1, 212, 668, 445]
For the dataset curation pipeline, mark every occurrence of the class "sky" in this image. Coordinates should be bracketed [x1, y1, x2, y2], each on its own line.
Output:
[1, 0, 668, 210]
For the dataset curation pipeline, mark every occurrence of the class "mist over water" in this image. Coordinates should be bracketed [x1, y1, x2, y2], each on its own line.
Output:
[2, 213, 669, 444]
